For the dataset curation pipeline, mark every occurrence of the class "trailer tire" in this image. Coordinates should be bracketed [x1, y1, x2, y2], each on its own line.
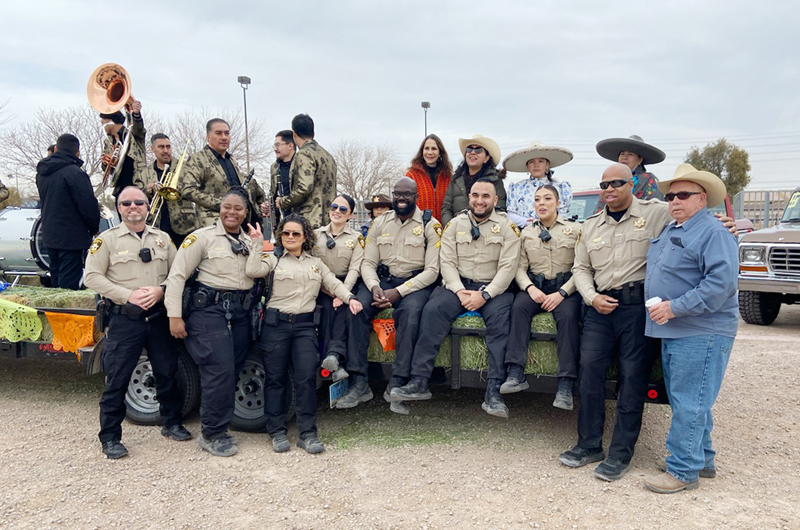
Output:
[230, 349, 296, 432]
[124, 346, 201, 425]
[738, 290, 781, 326]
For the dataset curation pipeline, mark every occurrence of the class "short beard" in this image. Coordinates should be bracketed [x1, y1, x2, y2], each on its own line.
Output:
[393, 201, 416, 216]
[470, 205, 493, 221]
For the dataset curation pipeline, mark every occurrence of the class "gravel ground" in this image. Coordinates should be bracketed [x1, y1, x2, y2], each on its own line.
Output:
[1, 306, 799, 530]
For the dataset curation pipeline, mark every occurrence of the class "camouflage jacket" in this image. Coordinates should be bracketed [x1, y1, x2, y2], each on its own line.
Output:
[277, 139, 337, 230]
[179, 145, 266, 228]
[133, 158, 200, 236]
[0, 179, 8, 202]
[102, 112, 146, 196]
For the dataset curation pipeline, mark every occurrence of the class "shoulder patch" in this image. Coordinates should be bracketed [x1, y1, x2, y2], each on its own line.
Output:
[358, 235, 365, 249]
[89, 238, 103, 254]
[510, 223, 521, 238]
[442, 219, 453, 235]
[433, 223, 443, 237]
[182, 234, 198, 249]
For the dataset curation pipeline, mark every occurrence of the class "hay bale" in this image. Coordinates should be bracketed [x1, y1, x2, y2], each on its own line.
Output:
[526, 313, 559, 375]
[0, 286, 96, 309]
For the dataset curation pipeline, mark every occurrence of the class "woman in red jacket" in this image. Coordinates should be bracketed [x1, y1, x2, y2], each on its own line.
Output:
[404, 134, 453, 221]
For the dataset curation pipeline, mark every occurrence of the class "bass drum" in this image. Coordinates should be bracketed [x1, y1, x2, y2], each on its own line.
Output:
[0, 207, 115, 274]
[0, 208, 51, 273]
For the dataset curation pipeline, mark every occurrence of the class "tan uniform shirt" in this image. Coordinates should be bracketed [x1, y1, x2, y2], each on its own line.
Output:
[573, 198, 671, 305]
[84, 223, 176, 306]
[133, 158, 200, 236]
[164, 221, 255, 317]
[361, 208, 441, 297]
[516, 216, 581, 295]
[312, 224, 364, 292]
[245, 248, 353, 314]
[440, 210, 521, 298]
[179, 146, 266, 228]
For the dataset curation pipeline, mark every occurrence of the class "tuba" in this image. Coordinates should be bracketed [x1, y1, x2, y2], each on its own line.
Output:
[87, 63, 134, 197]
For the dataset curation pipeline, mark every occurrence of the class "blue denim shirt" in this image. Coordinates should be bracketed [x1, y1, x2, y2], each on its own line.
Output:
[645, 208, 739, 338]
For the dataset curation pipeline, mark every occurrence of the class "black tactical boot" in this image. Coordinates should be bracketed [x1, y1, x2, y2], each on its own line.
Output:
[500, 363, 529, 394]
[390, 376, 431, 401]
[481, 379, 509, 419]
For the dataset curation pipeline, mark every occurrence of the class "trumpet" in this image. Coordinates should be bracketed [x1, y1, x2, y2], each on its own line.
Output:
[87, 63, 134, 196]
[148, 139, 191, 225]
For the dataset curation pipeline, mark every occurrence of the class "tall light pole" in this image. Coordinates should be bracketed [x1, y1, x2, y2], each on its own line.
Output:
[421, 101, 430, 137]
[237, 76, 252, 173]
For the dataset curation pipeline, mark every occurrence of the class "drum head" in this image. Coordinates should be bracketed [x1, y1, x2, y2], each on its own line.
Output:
[31, 217, 51, 270]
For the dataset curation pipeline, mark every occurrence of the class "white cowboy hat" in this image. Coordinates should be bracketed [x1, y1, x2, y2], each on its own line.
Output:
[458, 135, 501, 166]
[657, 163, 727, 208]
[502, 141, 573, 173]
[596, 134, 666, 165]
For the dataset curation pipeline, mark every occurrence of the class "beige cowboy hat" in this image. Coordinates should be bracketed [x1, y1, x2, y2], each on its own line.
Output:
[657, 163, 727, 208]
[596, 134, 666, 165]
[458, 135, 501, 165]
[502, 140, 573, 173]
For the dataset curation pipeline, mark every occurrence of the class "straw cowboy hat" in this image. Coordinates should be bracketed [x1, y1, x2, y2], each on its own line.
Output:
[657, 163, 727, 208]
[458, 135, 501, 165]
[502, 141, 574, 173]
[364, 193, 392, 211]
[596, 134, 666, 165]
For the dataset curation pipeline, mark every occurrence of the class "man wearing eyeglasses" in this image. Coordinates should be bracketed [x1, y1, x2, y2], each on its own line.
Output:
[266, 130, 297, 235]
[642, 164, 738, 494]
[335, 177, 441, 414]
[84, 186, 191, 460]
[272, 114, 337, 230]
[391, 178, 521, 418]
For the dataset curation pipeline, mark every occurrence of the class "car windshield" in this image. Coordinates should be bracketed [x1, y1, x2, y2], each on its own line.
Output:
[781, 192, 800, 222]
[568, 192, 602, 222]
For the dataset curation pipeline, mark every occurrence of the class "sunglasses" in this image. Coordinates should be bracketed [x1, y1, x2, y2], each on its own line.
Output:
[119, 200, 147, 207]
[465, 146, 485, 154]
[599, 179, 632, 190]
[392, 191, 416, 200]
[281, 230, 303, 238]
[330, 204, 349, 213]
[665, 191, 702, 202]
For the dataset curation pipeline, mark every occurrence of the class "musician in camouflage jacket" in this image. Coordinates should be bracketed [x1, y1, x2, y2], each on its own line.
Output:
[275, 114, 337, 230]
[179, 118, 266, 228]
[133, 133, 199, 244]
[100, 100, 147, 199]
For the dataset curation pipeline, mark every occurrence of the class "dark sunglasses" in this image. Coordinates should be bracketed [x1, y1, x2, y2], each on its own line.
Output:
[599, 179, 632, 190]
[330, 204, 349, 213]
[465, 146, 485, 154]
[119, 200, 147, 207]
[665, 191, 702, 202]
[281, 230, 303, 238]
[392, 191, 416, 200]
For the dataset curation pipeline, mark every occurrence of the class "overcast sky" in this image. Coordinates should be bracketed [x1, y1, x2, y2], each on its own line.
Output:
[2, 0, 799, 191]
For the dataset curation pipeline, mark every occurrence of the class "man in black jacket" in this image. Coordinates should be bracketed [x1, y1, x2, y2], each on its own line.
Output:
[36, 134, 101, 290]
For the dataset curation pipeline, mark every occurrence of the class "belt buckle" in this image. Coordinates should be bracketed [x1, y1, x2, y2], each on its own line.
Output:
[286, 313, 296, 323]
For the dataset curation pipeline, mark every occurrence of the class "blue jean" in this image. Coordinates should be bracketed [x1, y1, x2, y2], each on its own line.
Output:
[662, 334, 733, 483]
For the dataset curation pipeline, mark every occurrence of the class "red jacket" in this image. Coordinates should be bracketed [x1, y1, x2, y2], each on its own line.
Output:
[405, 164, 451, 221]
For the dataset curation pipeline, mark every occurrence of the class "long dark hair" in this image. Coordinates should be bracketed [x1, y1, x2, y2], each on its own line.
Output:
[409, 134, 453, 177]
[278, 213, 316, 252]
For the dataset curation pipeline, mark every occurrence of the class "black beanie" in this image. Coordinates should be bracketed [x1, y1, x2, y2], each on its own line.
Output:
[99, 111, 125, 124]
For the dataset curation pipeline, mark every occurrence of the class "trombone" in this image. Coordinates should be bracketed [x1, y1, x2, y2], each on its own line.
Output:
[148, 140, 191, 225]
[87, 63, 134, 197]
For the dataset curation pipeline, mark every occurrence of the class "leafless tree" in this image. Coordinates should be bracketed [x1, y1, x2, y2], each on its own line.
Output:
[331, 139, 402, 202]
[0, 98, 13, 126]
[0, 105, 273, 198]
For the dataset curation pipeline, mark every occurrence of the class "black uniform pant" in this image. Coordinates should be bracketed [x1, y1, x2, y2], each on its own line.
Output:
[317, 288, 352, 362]
[577, 303, 656, 462]
[411, 286, 513, 381]
[259, 320, 318, 438]
[506, 290, 582, 379]
[184, 301, 250, 439]
[47, 248, 85, 290]
[98, 311, 181, 443]
[347, 278, 432, 378]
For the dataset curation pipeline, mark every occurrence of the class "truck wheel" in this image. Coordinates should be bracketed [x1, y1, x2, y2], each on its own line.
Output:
[738, 291, 781, 325]
[125, 346, 201, 425]
[230, 349, 296, 432]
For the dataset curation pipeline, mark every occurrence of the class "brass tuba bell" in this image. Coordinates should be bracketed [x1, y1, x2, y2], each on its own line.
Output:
[87, 63, 132, 114]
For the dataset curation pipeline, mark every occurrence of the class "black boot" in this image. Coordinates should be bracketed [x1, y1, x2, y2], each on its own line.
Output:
[482, 379, 509, 419]
[500, 363, 529, 394]
[390, 376, 431, 401]
[553, 377, 574, 410]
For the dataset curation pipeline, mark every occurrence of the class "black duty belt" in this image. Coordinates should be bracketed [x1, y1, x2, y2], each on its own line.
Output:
[108, 301, 165, 321]
[196, 282, 249, 305]
[528, 271, 572, 294]
[600, 281, 644, 305]
[277, 311, 315, 323]
[460, 277, 490, 289]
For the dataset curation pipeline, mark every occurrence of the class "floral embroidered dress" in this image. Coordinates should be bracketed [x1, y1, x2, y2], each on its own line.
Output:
[507, 176, 572, 220]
